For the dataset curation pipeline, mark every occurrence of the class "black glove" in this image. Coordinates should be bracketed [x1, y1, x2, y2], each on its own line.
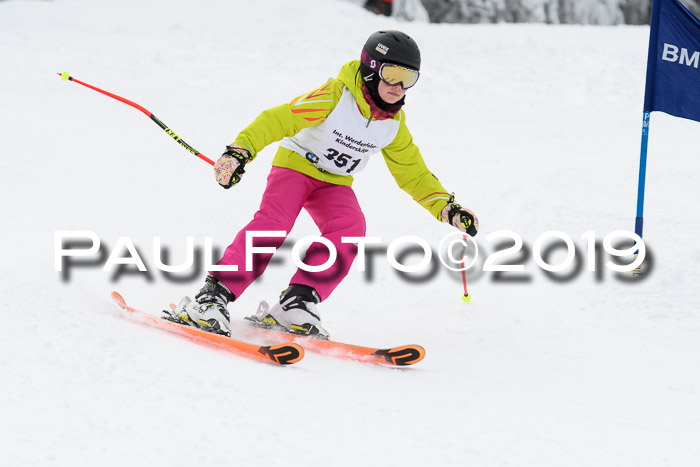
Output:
[441, 203, 479, 237]
[214, 145, 252, 189]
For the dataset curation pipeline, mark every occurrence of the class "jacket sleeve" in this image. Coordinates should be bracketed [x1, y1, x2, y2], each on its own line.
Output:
[382, 112, 452, 220]
[233, 79, 344, 159]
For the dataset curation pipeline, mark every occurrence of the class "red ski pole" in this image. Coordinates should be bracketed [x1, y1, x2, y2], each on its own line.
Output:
[461, 234, 472, 303]
[57, 72, 215, 166]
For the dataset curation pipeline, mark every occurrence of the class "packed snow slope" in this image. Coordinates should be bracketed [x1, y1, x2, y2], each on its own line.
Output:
[1, 0, 699, 466]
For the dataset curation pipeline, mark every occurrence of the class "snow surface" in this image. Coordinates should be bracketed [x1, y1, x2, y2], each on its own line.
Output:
[1, 0, 699, 466]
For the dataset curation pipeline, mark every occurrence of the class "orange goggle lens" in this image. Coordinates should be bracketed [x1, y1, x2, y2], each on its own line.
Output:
[379, 63, 420, 89]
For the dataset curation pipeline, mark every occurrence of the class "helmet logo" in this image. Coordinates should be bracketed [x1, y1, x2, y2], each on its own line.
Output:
[370, 59, 377, 69]
[375, 43, 389, 55]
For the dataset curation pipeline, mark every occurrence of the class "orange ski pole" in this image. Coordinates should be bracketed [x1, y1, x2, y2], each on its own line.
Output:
[58, 72, 214, 166]
[461, 234, 472, 302]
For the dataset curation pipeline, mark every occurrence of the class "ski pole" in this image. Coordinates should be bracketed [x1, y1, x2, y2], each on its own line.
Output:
[460, 234, 471, 303]
[57, 72, 215, 166]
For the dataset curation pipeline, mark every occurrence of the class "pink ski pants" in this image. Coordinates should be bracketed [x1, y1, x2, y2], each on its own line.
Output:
[211, 167, 366, 301]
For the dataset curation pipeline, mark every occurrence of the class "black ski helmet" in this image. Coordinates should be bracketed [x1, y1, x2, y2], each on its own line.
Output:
[362, 30, 421, 71]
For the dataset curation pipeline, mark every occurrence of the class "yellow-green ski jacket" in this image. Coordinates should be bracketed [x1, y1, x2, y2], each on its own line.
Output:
[234, 60, 452, 220]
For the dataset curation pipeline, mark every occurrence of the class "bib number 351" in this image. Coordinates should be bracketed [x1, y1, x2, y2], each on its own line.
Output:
[322, 148, 362, 173]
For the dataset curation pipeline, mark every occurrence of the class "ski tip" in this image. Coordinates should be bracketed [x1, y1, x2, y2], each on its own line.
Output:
[264, 343, 305, 365]
[111, 291, 126, 308]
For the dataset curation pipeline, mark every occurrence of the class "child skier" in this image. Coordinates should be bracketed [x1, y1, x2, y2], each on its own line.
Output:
[171, 30, 478, 339]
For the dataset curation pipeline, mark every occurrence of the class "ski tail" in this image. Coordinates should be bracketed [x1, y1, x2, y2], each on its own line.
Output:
[245, 314, 425, 366]
[260, 343, 304, 365]
[373, 345, 426, 366]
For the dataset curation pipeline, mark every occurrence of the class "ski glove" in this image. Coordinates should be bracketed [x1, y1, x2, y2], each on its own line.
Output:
[441, 202, 479, 237]
[214, 145, 252, 189]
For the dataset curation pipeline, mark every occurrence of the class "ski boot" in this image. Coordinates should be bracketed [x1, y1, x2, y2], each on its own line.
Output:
[257, 284, 329, 339]
[166, 275, 235, 336]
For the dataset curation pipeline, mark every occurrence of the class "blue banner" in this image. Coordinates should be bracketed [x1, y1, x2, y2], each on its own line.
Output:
[644, 0, 700, 122]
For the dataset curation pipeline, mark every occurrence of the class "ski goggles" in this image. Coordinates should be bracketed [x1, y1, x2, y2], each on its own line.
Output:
[361, 50, 420, 89]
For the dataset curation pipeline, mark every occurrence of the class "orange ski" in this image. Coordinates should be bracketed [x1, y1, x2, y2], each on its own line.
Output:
[111, 292, 303, 365]
[244, 316, 425, 367]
